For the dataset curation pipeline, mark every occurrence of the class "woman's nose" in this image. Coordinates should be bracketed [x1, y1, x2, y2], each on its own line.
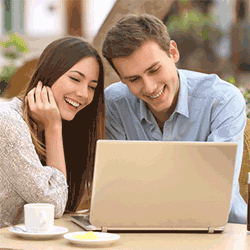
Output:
[76, 85, 88, 99]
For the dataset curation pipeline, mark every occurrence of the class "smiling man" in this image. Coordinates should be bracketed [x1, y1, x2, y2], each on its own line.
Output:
[102, 14, 247, 224]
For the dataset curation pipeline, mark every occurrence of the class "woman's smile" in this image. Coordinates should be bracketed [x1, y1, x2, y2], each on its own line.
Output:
[64, 97, 82, 110]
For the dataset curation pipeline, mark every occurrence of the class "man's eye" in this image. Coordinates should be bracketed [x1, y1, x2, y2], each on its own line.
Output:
[129, 77, 139, 83]
[70, 77, 80, 82]
[150, 67, 160, 74]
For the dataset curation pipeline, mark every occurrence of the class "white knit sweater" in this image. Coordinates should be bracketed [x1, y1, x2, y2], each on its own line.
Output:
[0, 97, 68, 228]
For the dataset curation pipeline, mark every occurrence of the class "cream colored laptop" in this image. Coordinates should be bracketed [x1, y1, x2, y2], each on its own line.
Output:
[71, 140, 237, 233]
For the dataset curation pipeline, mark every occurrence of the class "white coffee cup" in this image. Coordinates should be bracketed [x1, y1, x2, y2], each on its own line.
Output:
[24, 203, 54, 233]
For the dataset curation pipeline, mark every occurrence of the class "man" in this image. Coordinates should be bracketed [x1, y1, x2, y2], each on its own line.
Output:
[102, 14, 247, 224]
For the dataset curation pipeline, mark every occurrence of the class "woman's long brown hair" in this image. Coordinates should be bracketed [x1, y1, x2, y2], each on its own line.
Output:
[19, 37, 105, 212]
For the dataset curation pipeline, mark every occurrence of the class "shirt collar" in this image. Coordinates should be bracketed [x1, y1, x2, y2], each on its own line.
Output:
[139, 69, 189, 123]
[139, 99, 153, 124]
[174, 69, 189, 118]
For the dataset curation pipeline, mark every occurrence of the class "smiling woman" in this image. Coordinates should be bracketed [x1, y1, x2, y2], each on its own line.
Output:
[0, 37, 105, 228]
[50, 56, 99, 121]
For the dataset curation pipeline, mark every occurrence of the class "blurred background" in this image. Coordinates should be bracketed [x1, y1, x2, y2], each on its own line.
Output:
[0, 0, 250, 114]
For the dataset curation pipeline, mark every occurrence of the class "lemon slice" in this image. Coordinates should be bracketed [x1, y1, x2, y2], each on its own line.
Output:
[73, 231, 98, 240]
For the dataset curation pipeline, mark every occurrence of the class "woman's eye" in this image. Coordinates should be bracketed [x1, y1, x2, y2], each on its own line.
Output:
[89, 86, 96, 90]
[70, 77, 80, 82]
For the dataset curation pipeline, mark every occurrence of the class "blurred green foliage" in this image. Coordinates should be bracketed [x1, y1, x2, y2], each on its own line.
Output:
[0, 32, 28, 59]
[227, 76, 250, 118]
[0, 66, 18, 94]
[227, 76, 236, 85]
[166, 9, 216, 42]
[165, 7, 223, 54]
[0, 32, 28, 94]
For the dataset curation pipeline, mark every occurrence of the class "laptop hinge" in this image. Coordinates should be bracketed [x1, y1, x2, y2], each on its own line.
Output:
[102, 227, 108, 233]
[208, 227, 215, 234]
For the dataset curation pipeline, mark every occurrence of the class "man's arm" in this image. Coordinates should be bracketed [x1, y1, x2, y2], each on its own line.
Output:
[208, 89, 246, 223]
[105, 93, 126, 140]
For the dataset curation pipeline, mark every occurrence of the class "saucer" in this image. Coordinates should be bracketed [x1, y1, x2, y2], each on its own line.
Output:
[64, 231, 120, 247]
[9, 225, 69, 240]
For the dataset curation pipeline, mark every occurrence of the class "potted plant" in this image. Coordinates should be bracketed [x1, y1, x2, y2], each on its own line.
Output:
[0, 32, 28, 95]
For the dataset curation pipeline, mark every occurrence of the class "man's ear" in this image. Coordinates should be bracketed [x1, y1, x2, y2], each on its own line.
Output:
[169, 40, 180, 63]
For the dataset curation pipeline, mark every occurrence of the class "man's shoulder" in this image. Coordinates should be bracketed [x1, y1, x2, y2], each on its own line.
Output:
[179, 69, 243, 101]
[104, 81, 135, 102]
[179, 69, 224, 88]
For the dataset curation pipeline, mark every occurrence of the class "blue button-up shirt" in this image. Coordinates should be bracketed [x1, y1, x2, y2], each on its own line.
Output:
[104, 69, 247, 224]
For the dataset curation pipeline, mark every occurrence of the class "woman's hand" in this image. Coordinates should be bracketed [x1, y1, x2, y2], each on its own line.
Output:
[26, 81, 62, 130]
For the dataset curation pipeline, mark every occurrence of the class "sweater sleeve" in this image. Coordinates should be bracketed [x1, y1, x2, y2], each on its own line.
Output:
[0, 105, 68, 218]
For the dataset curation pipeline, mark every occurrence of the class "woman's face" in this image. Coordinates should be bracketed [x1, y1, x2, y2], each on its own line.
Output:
[51, 56, 99, 121]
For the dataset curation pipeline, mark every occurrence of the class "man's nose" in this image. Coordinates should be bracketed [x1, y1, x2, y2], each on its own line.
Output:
[143, 76, 157, 95]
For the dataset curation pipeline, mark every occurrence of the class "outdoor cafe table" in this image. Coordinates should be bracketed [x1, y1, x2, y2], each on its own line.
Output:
[0, 213, 250, 250]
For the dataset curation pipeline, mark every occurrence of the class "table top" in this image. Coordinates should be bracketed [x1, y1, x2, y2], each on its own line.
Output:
[1, 214, 250, 250]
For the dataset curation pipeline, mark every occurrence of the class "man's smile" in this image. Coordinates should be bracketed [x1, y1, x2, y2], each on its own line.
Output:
[148, 85, 166, 99]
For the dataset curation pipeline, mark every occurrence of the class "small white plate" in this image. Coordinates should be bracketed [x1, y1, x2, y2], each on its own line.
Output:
[9, 225, 69, 240]
[64, 231, 120, 247]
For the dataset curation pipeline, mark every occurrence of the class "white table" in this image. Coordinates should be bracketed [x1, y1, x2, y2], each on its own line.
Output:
[1, 214, 250, 250]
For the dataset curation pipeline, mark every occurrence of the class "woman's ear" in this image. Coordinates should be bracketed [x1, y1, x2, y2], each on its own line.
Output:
[169, 40, 180, 63]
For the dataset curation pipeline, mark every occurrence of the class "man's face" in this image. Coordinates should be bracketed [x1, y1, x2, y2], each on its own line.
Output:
[112, 40, 180, 121]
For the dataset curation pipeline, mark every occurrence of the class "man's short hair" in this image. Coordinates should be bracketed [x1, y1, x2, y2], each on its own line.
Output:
[102, 14, 171, 73]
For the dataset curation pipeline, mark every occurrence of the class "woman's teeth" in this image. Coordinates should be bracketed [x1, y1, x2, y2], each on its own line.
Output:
[150, 86, 166, 99]
[65, 98, 80, 108]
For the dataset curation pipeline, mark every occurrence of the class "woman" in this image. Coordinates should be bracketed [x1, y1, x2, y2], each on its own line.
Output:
[0, 37, 105, 228]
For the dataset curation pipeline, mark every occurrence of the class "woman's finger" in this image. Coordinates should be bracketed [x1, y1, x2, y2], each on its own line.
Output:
[27, 88, 36, 107]
[41, 86, 49, 105]
[35, 81, 43, 104]
[47, 87, 56, 105]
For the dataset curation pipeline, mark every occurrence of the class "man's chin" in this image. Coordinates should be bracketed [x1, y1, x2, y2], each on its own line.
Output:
[147, 102, 169, 112]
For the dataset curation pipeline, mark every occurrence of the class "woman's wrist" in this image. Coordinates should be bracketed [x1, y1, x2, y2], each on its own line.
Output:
[44, 121, 62, 132]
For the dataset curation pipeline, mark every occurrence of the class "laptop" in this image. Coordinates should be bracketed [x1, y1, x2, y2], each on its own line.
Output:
[71, 140, 237, 233]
